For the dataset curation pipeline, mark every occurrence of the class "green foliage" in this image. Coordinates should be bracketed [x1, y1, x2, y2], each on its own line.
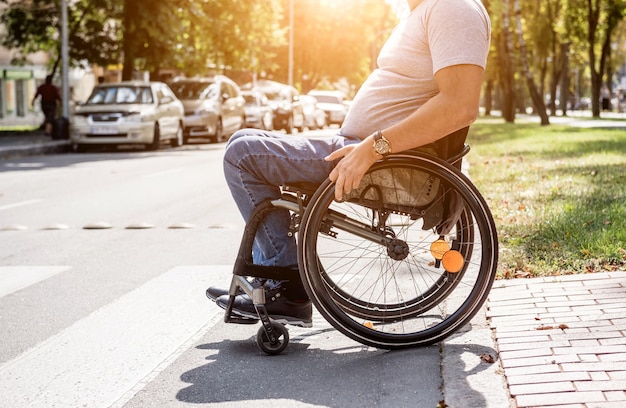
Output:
[1, 0, 397, 89]
[486, 0, 626, 119]
[468, 118, 626, 278]
[280, 0, 397, 91]
[0, 0, 123, 70]
[0, 0, 57, 56]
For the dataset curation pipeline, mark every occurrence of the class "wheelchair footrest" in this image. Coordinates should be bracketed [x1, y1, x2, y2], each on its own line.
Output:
[224, 314, 259, 325]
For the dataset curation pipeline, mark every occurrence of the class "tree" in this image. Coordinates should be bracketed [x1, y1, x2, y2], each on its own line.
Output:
[590, 0, 626, 117]
[121, 0, 285, 80]
[270, 0, 398, 92]
[121, 0, 179, 80]
[546, 0, 626, 117]
[490, 0, 517, 122]
[486, 0, 626, 122]
[0, 0, 123, 74]
[514, 0, 549, 124]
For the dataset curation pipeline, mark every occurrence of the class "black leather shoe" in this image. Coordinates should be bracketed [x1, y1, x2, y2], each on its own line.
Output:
[206, 286, 229, 301]
[206, 278, 266, 301]
[216, 288, 312, 328]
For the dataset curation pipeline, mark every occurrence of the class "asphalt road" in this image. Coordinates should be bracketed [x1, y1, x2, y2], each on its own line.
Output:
[0, 132, 509, 408]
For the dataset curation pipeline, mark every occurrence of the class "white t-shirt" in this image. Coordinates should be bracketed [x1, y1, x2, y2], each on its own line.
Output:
[340, 0, 491, 140]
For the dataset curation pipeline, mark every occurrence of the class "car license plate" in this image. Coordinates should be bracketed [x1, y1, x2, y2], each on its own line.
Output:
[90, 126, 118, 135]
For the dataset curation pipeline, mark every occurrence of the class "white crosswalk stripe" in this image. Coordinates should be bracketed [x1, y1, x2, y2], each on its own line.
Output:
[0, 266, 70, 298]
[0, 265, 233, 408]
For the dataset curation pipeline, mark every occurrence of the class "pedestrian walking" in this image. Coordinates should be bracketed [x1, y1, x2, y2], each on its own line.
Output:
[32, 75, 62, 136]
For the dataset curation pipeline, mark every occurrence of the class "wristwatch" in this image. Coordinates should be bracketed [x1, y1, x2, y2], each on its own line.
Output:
[372, 130, 391, 156]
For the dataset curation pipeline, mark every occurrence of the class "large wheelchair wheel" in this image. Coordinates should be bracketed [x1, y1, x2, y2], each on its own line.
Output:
[297, 151, 498, 349]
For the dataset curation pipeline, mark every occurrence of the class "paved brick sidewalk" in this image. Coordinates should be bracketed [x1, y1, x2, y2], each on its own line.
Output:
[0, 130, 70, 159]
[487, 272, 626, 408]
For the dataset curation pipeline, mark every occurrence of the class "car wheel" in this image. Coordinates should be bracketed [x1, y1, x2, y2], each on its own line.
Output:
[285, 115, 294, 134]
[213, 119, 224, 143]
[147, 123, 160, 151]
[73, 143, 87, 153]
[262, 112, 273, 131]
[296, 115, 305, 132]
[171, 122, 183, 147]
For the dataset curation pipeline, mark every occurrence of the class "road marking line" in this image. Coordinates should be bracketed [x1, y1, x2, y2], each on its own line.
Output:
[0, 266, 70, 298]
[0, 265, 233, 408]
[0, 199, 42, 211]
[143, 168, 184, 178]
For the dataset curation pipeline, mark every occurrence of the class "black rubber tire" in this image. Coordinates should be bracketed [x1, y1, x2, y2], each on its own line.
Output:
[213, 119, 224, 143]
[284, 115, 294, 134]
[171, 123, 183, 147]
[147, 123, 160, 151]
[297, 152, 498, 349]
[256, 323, 289, 355]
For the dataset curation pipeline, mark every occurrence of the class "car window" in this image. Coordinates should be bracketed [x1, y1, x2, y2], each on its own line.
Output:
[264, 90, 282, 101]
[311, 94, 342, 104]
[170, 81, 214, 100]
[155, 87, 166, 103]
[224, 83, 239, 99]
[140, 87, 153, 103]
[204, 84, 219, 100]
[86, 86, 153, 104]
[161, 85, 176, 100]
[243, 94, 257, 105]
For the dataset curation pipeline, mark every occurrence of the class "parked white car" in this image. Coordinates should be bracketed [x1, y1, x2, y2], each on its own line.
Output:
[70, 81, 184, 151]
[307, 90, 348, 126]
[300, 95, 326, 130]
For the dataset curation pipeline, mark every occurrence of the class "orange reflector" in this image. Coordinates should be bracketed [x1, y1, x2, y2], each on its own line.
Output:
[442, 250, 464, 273]
[363, 321, 375, 329]
[430, 239, 450, 260]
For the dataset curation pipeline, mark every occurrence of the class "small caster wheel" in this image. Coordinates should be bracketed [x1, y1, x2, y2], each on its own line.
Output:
[256, 322, 289, 355]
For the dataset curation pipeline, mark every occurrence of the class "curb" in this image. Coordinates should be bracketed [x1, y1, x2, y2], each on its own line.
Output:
[0, 140, 71, 159]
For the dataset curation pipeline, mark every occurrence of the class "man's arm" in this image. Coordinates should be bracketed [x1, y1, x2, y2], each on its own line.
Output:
[326, 64, 485, 200]
[382, 64, 484, 152]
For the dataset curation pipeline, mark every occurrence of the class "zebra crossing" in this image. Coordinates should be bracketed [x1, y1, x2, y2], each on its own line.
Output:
[0, 263, 455, 408]
[0, 265, 233, 408]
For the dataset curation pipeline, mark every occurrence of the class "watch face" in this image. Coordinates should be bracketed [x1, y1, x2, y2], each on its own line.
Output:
[375, 138, 390, 154]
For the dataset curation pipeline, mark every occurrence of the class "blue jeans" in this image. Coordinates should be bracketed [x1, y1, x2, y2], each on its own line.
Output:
[223, 129, 359, 269]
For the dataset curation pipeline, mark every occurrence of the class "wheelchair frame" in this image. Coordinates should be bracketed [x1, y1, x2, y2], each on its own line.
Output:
[221, 145, 498, 355]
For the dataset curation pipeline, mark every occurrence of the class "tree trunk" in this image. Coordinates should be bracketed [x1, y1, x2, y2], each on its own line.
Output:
[498, 0, 516, 123]
[484, 79, 493, 116]
[514, 0, 549, 125]
[586, 0, 602, 117]
[559, 43, 570, 116]
[121, 0, 137, 81]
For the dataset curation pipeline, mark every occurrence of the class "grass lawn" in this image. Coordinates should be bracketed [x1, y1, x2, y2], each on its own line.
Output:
[467, 117, 626, 279]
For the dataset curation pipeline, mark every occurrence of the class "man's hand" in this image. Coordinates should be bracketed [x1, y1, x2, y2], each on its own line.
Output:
[325, 137, 380, 201]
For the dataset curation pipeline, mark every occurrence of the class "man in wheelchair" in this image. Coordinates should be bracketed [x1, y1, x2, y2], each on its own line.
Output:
[207, 0, 491, 327]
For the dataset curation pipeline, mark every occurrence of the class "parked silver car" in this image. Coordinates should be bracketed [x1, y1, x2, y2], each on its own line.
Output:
[169, 76, 245, 143]
[242, 90, 273, 130]
[300, 95, 326, 130]
[70, 81, 184, 151]
[308, 90, 348, 126]
[246, 80, 305, 134]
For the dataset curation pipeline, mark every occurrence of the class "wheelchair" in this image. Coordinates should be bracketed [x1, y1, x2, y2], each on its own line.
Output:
[218, 128, 498, 355]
